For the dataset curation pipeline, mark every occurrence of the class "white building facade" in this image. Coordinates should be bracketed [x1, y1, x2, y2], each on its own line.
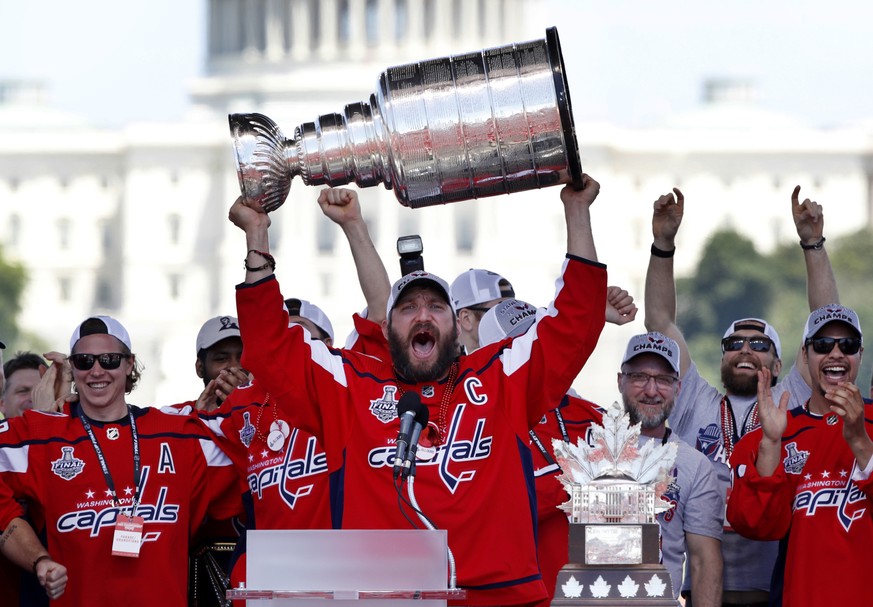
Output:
[1, 0, 871, 407]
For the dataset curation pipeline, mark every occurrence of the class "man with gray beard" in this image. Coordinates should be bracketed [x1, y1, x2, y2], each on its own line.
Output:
[618, 332, 723, 606]
[643, 185, 839, 606]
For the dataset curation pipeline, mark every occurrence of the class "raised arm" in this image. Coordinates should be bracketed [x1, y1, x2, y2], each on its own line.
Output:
[560, 174, 600, 260]
[317, 188, 391, 324]
[791, 185, 839, 309]
[229, 196, 274, 283]
[643, 188, 692, 374]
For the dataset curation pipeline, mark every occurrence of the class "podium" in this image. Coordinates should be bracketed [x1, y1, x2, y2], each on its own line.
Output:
[226, 530, 466, 606]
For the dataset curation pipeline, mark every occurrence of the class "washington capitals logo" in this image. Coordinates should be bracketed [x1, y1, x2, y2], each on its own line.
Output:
[219, 316, 240, 331]
[370, 386, 399, 423]
[794, 463, 867, 532]
[51, 446, 85, 481]
[239, 411, 255, 447]
[782, 441, 809, 475]
[696, 423, 724, 462]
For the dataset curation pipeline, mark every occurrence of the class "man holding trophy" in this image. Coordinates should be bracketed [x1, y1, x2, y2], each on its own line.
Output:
[228, 171, 606, 605]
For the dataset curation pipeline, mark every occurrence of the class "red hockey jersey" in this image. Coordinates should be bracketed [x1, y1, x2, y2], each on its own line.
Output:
[0, 404, 241, 607]
[236, 256, 606, 606]
[728, 403, 873, 606]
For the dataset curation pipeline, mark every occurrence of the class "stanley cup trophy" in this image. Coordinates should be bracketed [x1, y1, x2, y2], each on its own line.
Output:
[229, 27, 582, 211]
[550, 402, 679, 606]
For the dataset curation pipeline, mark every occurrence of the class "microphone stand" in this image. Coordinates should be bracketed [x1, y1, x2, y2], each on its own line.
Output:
[406, 475, 458, 590]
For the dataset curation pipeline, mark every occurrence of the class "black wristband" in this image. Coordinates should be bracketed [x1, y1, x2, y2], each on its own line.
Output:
[800, 236, 826, 251]
[245, 249, 276, 272]
[32, 554, 50, 574]
[650, 243, 676, 258]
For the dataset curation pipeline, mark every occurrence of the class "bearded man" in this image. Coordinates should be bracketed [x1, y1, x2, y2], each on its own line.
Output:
[229, 175, 607, 607]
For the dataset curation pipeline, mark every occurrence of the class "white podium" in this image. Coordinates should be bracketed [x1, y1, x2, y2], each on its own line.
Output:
[227, 530, 466, 606]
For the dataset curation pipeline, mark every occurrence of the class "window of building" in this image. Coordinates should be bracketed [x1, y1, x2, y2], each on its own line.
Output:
[57, 217, 71, 250]
[365, 0, 379, 46]
[169, 273, 182, 300]
[96, 279, 112, 308]
[338, 0, 350, 45]
[316, 216, 337, 253]
[454, 204, 476, 253]
[58, 277, 71, 302]
[167, 213, 181, 246]
[395, 0, 408, 42]
[9, 214, 20, 247]
[424, 0, 435, 40]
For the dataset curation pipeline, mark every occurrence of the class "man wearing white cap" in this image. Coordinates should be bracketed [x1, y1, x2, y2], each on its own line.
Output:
[450, 268, 516, 353]
[644, 186, 839, 606]
[229, 174, 607, 606]
[0, 316, 240, 606]
[729, 304, 872, 606]
[619, 332, 724, 605]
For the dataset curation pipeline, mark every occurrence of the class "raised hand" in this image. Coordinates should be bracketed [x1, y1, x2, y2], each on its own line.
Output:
[605, 286, 638, 326]
[652, 187, 684, 246]
[317, 187, 364, 226]
[791, 185, 824, 246]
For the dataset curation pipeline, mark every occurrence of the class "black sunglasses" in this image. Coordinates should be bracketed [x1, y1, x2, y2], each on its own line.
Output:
[69, 353, 130, 371]
[805, 336, 862, 356]
[721, 336, 773, 353]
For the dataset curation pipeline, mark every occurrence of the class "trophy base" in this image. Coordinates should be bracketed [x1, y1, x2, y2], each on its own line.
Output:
[552, 564, 676, 606]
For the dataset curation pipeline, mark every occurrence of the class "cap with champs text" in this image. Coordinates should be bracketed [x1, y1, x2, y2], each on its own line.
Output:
[70, 316, 132, 352]
[622, 332, 681, 374]
[285, 298, 335, 342]
[478, 299, 538, 347]
[450, 269, 515, 310]
[802, 304, 863, 342]
[722, 317, 782, 359]
[196, 316, 242, 354]
[386, 271, 456, 317]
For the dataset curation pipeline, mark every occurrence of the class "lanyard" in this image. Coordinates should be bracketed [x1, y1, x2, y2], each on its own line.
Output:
[80, 406, 142, 516]
[529, 408, 571, 465]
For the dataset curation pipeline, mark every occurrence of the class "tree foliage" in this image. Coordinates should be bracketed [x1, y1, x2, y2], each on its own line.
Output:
[0, 246, 26, 349]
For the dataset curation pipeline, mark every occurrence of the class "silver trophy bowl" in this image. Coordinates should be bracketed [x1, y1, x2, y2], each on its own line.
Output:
[229, 27, 582, 211]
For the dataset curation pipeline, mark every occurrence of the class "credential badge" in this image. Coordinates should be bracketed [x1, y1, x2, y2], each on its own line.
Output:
[51, 446, 85, 481]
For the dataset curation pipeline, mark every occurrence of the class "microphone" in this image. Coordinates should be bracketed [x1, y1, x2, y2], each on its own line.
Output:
[393, 392, 422, 479]
[402, 406, 430, 479]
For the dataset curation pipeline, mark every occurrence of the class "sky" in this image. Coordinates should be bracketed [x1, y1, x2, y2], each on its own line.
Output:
[2, 0, 872, 129]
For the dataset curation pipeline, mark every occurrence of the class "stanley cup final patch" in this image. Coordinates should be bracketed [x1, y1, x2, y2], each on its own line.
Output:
[51, 446, 86, 481]
[782, 441, 809, 475]
[370, 386, 399, 423]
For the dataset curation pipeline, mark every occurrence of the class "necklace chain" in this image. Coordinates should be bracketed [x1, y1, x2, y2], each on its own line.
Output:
[253, 392, 280, 447]
[396, 363, 458, 446]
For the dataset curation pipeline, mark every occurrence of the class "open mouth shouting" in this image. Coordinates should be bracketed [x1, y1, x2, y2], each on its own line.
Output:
[410, 324, 438, 361]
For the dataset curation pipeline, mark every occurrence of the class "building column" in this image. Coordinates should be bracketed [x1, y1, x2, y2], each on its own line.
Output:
[265, 0, 285, 61]
[347, 0, 366, 56]
[377, 0, 396, 59]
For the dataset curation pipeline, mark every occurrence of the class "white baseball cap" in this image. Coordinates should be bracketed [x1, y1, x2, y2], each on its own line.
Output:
[196, 315, 242, 353]
[622, 332, 681, 374]
[285, 298, 334, 341]
[450, 269, 515, 310]
[386, 271, 456, 317]
[802, 304, 863, 342]
[70, 316, 132, 351]
[722, 317, 782, 358]
[478, 299, 538, 347]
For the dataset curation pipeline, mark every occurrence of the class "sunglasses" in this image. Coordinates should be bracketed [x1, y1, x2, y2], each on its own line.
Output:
[805, 336, 862, 356]
[69, 353, 130, 371]
[721, 336, 774, 353]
